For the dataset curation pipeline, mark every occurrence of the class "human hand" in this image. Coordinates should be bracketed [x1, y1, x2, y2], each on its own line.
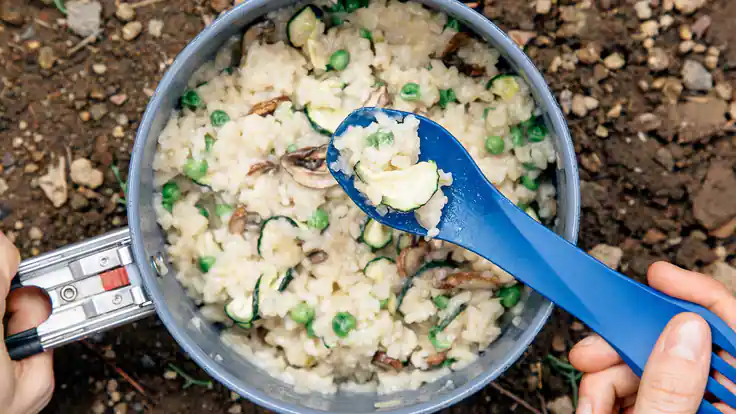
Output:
[569, 261, 735, 414]
[0, 232, 54, 414]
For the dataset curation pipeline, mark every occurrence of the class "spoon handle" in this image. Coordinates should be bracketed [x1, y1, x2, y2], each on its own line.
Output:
[449, 179, 729, 375]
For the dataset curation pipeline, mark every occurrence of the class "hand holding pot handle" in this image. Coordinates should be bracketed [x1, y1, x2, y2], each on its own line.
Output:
[0, 232, 55, 414]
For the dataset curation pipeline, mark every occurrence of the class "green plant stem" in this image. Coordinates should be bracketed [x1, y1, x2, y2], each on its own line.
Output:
[167, 363, 213, 389]
[54, 0, 67, 14]
[546, 354, 583, 407]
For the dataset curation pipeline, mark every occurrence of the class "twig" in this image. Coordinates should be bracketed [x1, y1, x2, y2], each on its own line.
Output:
[66, 29, 102, 57]
[537, 391, 549, 414]
[81, 340, 153, 401]
[130, 0, 166, 9]
[28, 104, 39, 129]
[166, 363, 213, 389]
[110, 164, 128, 205]
[34, 18, 53, 29]
[488, 382, 542, 414]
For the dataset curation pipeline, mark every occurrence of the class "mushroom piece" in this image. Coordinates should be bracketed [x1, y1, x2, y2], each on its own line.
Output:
[306, 250, 329, 264]
[228, 205, 263, 234]
[247, 160, 279, 176]
[397, 240, 429, 278]
[436, 271, 500, 290]
[372, 351, 403, 371]
[425, 351, 448, 368]
[460, 63, 486, 77]
[242, 20, 276, 57]
[363, 86, 391, 108]
[439, 32, 471, 59]
[280, 145, 337, 189]
[248, 96, 291, 116]
[196, 192, 223, 229]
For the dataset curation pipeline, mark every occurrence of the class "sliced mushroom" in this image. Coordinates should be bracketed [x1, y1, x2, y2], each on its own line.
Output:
[196, 192, 223, 229]
[306, 250, 329, 264]
[439, 32, 471, 59]
[425, 351, 448, 368]
[248, 96, 291, 116]
[247, 160, 279, 176]
[397, 240, 429, 278]
[280, 145, 337, 189]
[363, 86, 391, 108]
[372, 351, 403, 371]
[436, 271, 500, 290]
[460, 63, 486, 77]
[242, 20, 276, 56]
[228, 205, 262, 234]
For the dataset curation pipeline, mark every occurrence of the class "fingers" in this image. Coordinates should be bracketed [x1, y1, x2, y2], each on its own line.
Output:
[635, 312, 711, 414]
[5, 288, 54, 414]
[576, 364, 640, 414]
[569, 335, 623, 373]
[0, 232, 21, 312]
[648, 262, 736, 330]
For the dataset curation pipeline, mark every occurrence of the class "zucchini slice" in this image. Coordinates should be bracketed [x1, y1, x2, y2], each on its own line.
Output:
[487, 74, 519, 100]
[305, 104, 350, 136]
[225, 275, 263, 328]
[277, 268, 295, 292]
[360, 218, 393, 250]
[361, 162, 440, 212]
[257, 216, 302, 267]
[287, 5, 322, 48]
[396, 260, 456, 315]
[395, 233, 414, 255]
[363, 256, 396, 281]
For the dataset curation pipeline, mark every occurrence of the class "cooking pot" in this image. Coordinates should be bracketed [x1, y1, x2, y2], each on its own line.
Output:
[5, 0, 580, 412]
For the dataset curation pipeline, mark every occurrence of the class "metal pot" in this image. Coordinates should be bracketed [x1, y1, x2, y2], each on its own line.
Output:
[6, 0, 580, 412]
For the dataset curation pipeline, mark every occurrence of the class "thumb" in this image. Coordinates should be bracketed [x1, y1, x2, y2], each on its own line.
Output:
[635, 313, 711, 414]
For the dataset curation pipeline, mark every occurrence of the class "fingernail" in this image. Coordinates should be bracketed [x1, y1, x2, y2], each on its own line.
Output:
[577, 335, 598, 347]
[577, 396, 593, 414]
[664, 318, 707, 362]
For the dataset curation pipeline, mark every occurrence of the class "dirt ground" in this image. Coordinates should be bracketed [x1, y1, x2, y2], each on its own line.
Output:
[1, 0, 735, 413]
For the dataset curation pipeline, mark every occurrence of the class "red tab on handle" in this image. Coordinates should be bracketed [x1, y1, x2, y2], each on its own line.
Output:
[100, 267, 130, 291]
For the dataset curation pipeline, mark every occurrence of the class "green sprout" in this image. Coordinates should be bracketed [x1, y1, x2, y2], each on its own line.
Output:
[546, 354, 584, 407]
[167, 363, 213, 390]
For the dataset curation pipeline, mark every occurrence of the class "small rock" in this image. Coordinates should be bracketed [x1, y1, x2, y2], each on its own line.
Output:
[92, 63, 107, 75]
[593, 64, 609, 81]
[115, 3, 135, 22]
[548, 395, 574, 414]
[551, 334, 566, 352]
[0, 178, 8, 196]
[79, 111, 91, 122]
[14, 221, 23, 231]
[113, 126, 125, 138]
[584, 96, 599, 110]
[589, 244, 624, 270]
[107, 379, 119, 393]
[508, 30, 536, 48]
[39, 157, 68, 208]
[227, 405, 243, 414]
[122, 21, 143, 41]
[681, 59, 713, 91]
[70, 158, 104, 189]
[559, 90, 573, 115]
[715, 82, 733, 100]
[711, 217, 736, 239]
[577, 42, 601, 64]
[640, 20, 659, 37]
[114, 403, 128, 414]
[693, 161, 736, 230]
[607, 103, 623, 118]
[595, 125, 609, 138]
[675, 0, 705, 15]
[679, 25, 693, 41]
[38, 47, 56, 70]
[603, 53, 626, 70]
[655, 146, 675, 170]
[634, 1, 652, 19]
[704, 55, 718, 70]
[211, 0, 231, 12]
[148, 19, 164, 38]
[642, 38, 655, 49]
[0, 6, 23, 26]
[660, 14, 675, 29]
[730, 102, 736, 120]
[110, 94, 128, 106]
[571, 94, 589, 117]
[679, 40, 695, 54]
[648, 47, 670, 71]
[661, 78, 684, 103]
[91, 400, 106, 414]
[163, 370, 178, 380]
[28, 227, 43, 241]
[66, 0, 102, 37]
[643, 228, 666, 245]
[111, 391, 121, 403]
[632, 112, 662, 132]
[69, 192, 89, 211]
[691, 15, 711, 38]
[90, 103, 108, 121]
[89, 87, 106, 101]
[24, 163, 39, 174]
[693, 43, 707, 53]
[570, 321, 585, 331]
[536, 0, 552, 14]
[705, 262, 736, 294]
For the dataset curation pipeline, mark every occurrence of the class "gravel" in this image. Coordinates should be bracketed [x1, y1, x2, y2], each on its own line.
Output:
[38, 46, 56, 70]
[648, 47, 670, 71]
[681, 59, 713, 91]
[70, 158, 104, 189]
[38, 157, 68, 208]
[603, 53, 626, 69]
[115, 3, 136, 22]
[589, 244, 624, 270]
[66, 0, 102, 38]
[122, 21, 143, 41]
[148, 19, 165, 38]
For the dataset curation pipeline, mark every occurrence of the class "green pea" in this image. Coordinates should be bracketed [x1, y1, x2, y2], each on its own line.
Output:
[498, 285, 521, 308]
[216, 204, 233, 217]
[198, 206, 209, 218]
[516, 201, 529, 211]
[181, 89, 204, 111]
[210, 110, 230, 127]
[290, 303, 315, 324]
[345, 0, 361, 12]
[184, 158, 208, 181]
[332, 312, 357, 337]
[527, 124, 547, 142]
[444, 17, 460, 32]
[521, 175, 538, 191]
[307, 208, 329, 230]
[379, 298, 389, 309]
[205, 133, 216, 152]
[438, 88, 457, 109]
[365, 130, 394, 148]
[360, 28, 372, 41]
[510, 126, 525, 147]
[433, 295, 450, 310]
[485, 135, 505, 155]
[161, 181, 181, 202]
[400, 83, 421, 101]
[198, 256, 216, 273]
[329, 50, 350, 71]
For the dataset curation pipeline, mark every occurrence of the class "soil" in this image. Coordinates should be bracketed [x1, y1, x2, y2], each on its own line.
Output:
[1, 0, 735, 413]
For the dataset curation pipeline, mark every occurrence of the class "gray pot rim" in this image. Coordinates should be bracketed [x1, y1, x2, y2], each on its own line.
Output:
[128, 1, 580, 413]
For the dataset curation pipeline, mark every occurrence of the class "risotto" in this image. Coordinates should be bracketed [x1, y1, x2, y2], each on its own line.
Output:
[153, 0, 558, 395]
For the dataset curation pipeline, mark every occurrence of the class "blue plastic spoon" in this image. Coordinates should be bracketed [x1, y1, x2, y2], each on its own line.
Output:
[326, 108, 736, 413]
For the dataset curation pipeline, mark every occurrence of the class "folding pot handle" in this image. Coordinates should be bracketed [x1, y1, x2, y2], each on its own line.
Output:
[4, 228, 156, 360]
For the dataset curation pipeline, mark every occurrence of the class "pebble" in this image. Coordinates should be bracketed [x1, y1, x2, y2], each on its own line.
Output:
[704, 55, 718, 70]
[69, 192, 89, 211]
[66, 0, 102, 37]
[603, 53, 626, 70]
[112, 126, 125, 138]
[163, 370, 178, 380]
[715, 82, 733, 100]
[0, 178, 7, 196]
[107, 379, 119, 393]
[25, 163, 40, 174]
[693, 43, 707, 53]
[551, 333, 566, 352]
[589, 244, 624, 270]
[79, 111, 91, 122]
[679, 25, 693, 41]
[91, 400, 106, 414]
[705, 262, 736, 294]
[640, 20, 659, 37]
[634, 1, 652, 19]
[14, 221, 24, 230]
[92, 63, 107, 75]
[148, 19, 164, 38]
[115, 3, 136, 22]
[681, 59, 712, 91]
[110, 94, 128, 106]
[648, 47, 670, 71]
[570, 321, 585, 331]
[39, 157, 68, 208]
[675, 0, 705, 14]
[691, 15, 711, 38]
[0, 7, 24, 26]
[707, 47, 720, 57]
[122, 21, 143, 41]
[642, 38, 654, 49]
[211, 0, 231, 12]
[110, 391, 121, 403]
[29, 226, 43, 240]
[659, 14, 674, 29]
[228, 405, 243, 414]
[548, 395, 574, 414]
[38, 46, 56, 70]
[558, 90, 573, 115]
[584, 96, 599, 110]
[19, 120, 28, 130]
[536, 0, 552, 14]
[607, 103, 623, 118]
[595, 125, 609, 138]
[643, 228, 667, 244]
[577, 42, 601, 64]
[571, 94, 589, 117]
[70, 158, 104, 189]
[508, 30, 536, 48]
[90, 103, 108, 121]
[113, 403, 128, 414]
[655, 146, 675, 170]
[679, 40, 694, 54]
